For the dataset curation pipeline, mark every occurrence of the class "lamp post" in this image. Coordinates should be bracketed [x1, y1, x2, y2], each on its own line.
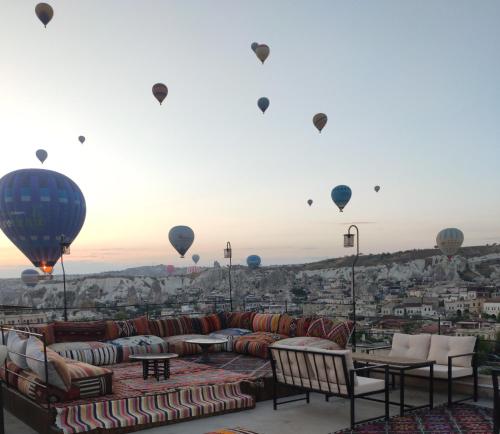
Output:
[59, 236, 71, 321]
[343, 225, 359, 352]
[224, 242, 233, 311]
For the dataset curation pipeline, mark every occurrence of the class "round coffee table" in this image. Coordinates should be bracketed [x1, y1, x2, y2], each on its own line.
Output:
[184, 338, 228, 363]
[129, 353, 178, 381]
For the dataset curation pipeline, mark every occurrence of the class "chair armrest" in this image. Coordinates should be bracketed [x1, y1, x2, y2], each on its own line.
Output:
[447, 352, 477, 371]
[448, 352, 475, 360]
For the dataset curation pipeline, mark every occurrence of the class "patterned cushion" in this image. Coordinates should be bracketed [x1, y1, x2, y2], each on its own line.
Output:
[226, 312, 256, 330]
[105, 316, 150, 340]
[198, 314, 223, 334]
[278, 315, 313, 337]
[54, 320, 107, 343]
[6, 324, 56, 345]
[148, 316, 193, 337]
[295, 317, 313, 337]
[208, 328, 252, 352]
[276, 336, 342, 350]
[252, 314, 281, 333]
[49, 341, 118, 366]
[162, 334, 223, 356]
[7, 331, 28, 369]
[26, 336, 71, 391]
[306, 318, 354, 349]
[233, 332, 286, 359]
[110, 338, 169, 363]
[110, 335, 165, 347]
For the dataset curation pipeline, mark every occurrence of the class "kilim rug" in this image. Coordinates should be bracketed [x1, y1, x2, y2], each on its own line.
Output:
[183, 352, 272, 379]
[205, 428, 259, 434]
[334, 403, 494, 434]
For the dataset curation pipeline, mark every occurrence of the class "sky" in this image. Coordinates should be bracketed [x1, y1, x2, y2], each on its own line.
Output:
[0, 1, 499, 277]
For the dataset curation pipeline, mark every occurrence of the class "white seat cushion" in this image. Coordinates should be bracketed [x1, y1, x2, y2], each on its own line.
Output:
[304, 347, 358, 385]
[389, 333, 431, 359]
[408, 364, 473, 379]
[427, 335, 476, 367]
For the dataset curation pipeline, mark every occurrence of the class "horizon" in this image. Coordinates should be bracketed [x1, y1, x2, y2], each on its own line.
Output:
[1, 1, 500, 278]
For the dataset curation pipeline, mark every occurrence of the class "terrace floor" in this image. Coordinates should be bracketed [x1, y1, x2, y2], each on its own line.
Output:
[3, 387, 494, 434]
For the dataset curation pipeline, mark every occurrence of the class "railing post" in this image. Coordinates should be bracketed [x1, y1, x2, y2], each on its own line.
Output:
[438, 316, 441, 335]
[145, 303, 149, 319]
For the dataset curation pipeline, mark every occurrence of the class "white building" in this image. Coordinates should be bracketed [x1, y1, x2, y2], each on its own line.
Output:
[482, 298, 500, 317]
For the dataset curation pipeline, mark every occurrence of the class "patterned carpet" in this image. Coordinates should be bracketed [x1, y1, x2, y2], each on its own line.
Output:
[205, 429, 259, 434]
[183, 352, 272, 379]
[334, 403, 494, 433]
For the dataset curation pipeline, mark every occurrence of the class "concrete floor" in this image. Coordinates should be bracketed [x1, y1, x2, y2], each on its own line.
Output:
[4, 388, 492, 434]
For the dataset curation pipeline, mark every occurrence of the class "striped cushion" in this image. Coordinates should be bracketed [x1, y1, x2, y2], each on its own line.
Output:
[162, 334, 221, 356]
[198, 314, 223, 334]
[65, 359, 112, 380]
[277, 314, 295, 336]
[233, 332, 286, 359]
[54, 320, 107, 343]
[105, 316, 151, 340]
[252, 314, 281, 333]
[111, 341, 169, 363]
[148, 316, 193, 337]
[226, 312, 256, 330]
[306, 318, 354, 349]
[208, 328, 252, 352]
[49, 341, 118, 366]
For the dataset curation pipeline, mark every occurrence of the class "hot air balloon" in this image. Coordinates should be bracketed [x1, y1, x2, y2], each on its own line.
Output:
[251, 42, 259, 52]
[257, 97, 270, 114]
[247, 255, 261, 269]
[313, 113, 328, 133]
[35, 3, 53, 27]
[152, 83, 168, 105]
[166, 264, 175, 275]
[331, 185, 352, 212]
[168, 226, 194, 258]
[78, 136, 85, 144]
[374, 185, 380, 193]
[307, 199, 313, 206]
[192, 254, 200, 264]
[36, 149, 48, 164]
[255, 44, 270, 64]
[21, 269, 39, 288]
[436, 228, 464, 259]
[0, 169, 86, 275]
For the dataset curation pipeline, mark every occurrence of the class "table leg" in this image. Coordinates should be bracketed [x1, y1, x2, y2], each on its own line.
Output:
[200, 345, 210, 363]
[142, 360, 148, 380]
[154, 360, 159, 381]
[429, 364, 434, 409]
[399, 370, 405, 416]
[164, 360, 169, 380]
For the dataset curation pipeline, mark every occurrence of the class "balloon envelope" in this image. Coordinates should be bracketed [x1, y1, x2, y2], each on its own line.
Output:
[374, 185, 380, 192]
[331, 185, 352, 212]
[192, 254, 200, 264]
[152, 83, 168, 105]
[35, 3, 53, 27]
[436, 228, 464, 258]
[307, 199, 313, 206]
[257, 97, 269, 113]
[78, 136, 85, 144]
[168, 225, 194, 258]
[247, 255, 261, 269]
[36, 149, 48, 164]
[255, 44, 270, 63]
[313, 113, 328, 132]
[0, 169, 86, 273]
[166, 264, 175, 275]
[21, 269, 39, 287]
[251, 42, 259, 52]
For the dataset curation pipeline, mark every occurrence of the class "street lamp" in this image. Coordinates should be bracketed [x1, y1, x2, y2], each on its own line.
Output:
[59, 235, 71, 321]
[343, 225, 359, 352]
[224, 242, 233, 311]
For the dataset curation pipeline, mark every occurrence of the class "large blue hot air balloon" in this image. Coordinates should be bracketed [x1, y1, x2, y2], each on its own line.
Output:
[331, 185, 352, 212]
[257, 97, 270, 114]
[168, 226, 194, 258]
[247, 255, 261, 269]
[0, 169, 86, 274]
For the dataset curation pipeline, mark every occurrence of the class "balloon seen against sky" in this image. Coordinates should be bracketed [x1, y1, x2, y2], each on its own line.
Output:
[251, 42, 258, 52]
[36, 149, 48, 164]
[152, 83, 168, 105]
[436, 228, 464, 259]
[254, 44, 270, 64]
[21, 269, 39, 288]
[313, 113, 328, 132]
[247, 254, 261, 269]
[0, 169, 86, 274]
[166, 264, 175, 275]
[168, 225, 194, 258]
[374, 185, 380, 193]
[257, 97, 269, 114]
[35, 3, 53, 27]
[192, 254, 200, 264]
[331, 185, 352, 212]
[307, 199, 313, 206]
[78, 136, 85, 144]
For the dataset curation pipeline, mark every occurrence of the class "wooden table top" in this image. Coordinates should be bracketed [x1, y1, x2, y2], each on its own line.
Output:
[352, 352, 435, 367]
[184, 338, 228, 345]
[129, 353, 179, 361]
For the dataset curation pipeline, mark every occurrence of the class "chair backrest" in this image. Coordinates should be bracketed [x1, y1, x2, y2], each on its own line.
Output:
[427, 335, 476, 367]
[269, 344, 355, 396]
[389, 333, 431, 359]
